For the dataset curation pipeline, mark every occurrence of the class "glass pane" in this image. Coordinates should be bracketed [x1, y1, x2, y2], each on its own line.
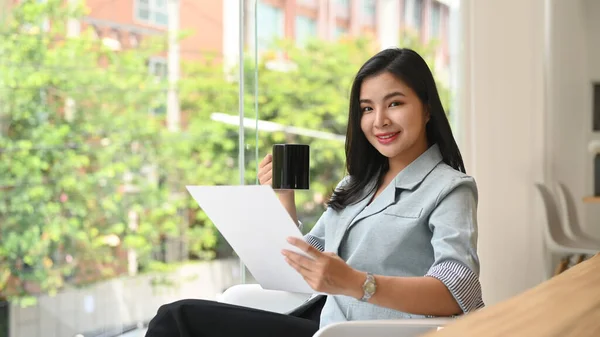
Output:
[0, 0, 464, 335]
[0, 0, 247, 335]
[256, 2, 284, 53]
[430, 2, 441, 38]
[138, 8, 150, 20]
[154, 12, 168, 26]
[295, 15, 317, 46]
[414, 0, 423, 28]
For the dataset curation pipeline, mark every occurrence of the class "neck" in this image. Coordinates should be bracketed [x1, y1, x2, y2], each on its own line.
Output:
[387, 140, 429, 176]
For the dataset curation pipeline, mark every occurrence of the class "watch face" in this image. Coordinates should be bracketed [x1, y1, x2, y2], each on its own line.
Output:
[365, 282, 376, 294]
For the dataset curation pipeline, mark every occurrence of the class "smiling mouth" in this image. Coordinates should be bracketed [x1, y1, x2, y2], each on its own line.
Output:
[376, 132, 400, 139]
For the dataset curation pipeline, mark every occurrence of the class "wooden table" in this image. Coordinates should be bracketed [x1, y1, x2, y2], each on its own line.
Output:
[582, 196, 600, 203]
[424, 254, 600, 337]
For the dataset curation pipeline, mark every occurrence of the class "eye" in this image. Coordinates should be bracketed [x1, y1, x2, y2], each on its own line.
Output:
[361, 106, 373, 113]
[389, 101, 404, 107]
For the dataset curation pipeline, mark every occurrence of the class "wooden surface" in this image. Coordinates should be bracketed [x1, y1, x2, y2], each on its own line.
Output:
[424, 255, 600, 337]
[582, 196, 600, 203]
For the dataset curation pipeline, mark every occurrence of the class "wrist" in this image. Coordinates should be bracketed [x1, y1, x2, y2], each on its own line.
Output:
[347, 270, 367, 300]
[275, 189, 295, 198]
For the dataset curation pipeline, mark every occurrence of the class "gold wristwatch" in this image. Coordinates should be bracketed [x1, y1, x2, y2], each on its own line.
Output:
[360, 272, 376, 302]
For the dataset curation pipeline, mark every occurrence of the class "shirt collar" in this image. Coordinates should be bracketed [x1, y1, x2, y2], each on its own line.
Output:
[393, 144, 443, 190]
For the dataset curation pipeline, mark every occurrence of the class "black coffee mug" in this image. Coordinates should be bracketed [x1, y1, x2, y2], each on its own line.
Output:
[271, 144, 310, 190]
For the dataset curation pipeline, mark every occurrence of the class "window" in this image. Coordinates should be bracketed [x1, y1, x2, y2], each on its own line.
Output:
[413, 0, 422, 29]
[135, 0, 168, 27]
[430, 2, 441, 38]
[148, 57, 167, 114]
[297, 0, 318, 8]
[363, 0, 376, 26]
[295, 15, 317, 46]
[364, 0, 376, 16]
[257, 3, 284, 53]
[336, 0, 350, 18]
[334, 26, 348, 39]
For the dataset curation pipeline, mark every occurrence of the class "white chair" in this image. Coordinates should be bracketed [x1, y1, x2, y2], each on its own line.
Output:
[313, 319, 449, 337]
[554, 182, 600, 248]
[220, 284, 452, 336]
[534, 183, 599, 276]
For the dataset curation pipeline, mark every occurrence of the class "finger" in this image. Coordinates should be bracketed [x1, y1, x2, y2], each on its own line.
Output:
[283, 250, 316, 271]
[287, 237, 322, 259]
[258, 154, 272, 168]
[257, 164, 272, 183]
[259, 167, 272, 181]
[285, 256, 311, 275]
[259, 174, 272, 186]
[258, 173, 271, 185]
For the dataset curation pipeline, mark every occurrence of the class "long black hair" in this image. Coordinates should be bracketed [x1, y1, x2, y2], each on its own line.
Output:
[328, 48, 465, 211]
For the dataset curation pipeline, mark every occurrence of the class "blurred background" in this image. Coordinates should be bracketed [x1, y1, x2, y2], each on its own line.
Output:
[0, 0, 598, 336]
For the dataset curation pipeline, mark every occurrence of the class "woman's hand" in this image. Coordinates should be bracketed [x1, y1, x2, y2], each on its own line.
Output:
[258, 154, 292, 195]
[282, 237, 364, 298]
[258, 154, 274, 186]
[258, 154, 297, 222]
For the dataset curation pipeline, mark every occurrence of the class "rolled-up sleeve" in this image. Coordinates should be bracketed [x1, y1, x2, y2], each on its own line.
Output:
[425, 176, 484, 313]
[304, 217, 326, 252]
[303, 176, 350, 252]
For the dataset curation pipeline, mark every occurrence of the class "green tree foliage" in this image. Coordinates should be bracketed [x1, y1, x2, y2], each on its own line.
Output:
[0, 0, 170, 301]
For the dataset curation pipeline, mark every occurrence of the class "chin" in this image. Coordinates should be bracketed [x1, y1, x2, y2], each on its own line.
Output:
[375, 148, 401, 158]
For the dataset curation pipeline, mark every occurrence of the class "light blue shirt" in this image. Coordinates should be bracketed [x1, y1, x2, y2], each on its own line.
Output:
[304, 144, 484, 327]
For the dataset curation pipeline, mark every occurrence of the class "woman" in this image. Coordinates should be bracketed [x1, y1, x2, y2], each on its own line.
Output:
[145, 48, 484, 337]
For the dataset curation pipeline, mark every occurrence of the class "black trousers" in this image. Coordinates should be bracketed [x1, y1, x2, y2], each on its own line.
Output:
[145, 297, 325, 337]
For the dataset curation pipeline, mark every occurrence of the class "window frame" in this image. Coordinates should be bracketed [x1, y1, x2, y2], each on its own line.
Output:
[134, 0, 169, 28]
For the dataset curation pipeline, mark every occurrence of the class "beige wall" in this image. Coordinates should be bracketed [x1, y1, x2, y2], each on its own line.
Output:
[546, 0, 590, 241]
[457, 0, 548, 305]
[581, 0, 600, 238]
[546, 0, 600, 240]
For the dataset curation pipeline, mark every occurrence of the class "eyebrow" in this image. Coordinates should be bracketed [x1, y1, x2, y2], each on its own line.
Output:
[359, 91, 405, 104]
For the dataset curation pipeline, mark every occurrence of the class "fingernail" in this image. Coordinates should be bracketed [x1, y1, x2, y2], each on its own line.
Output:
[281, 250, 287, 256]
[286, 237, 293, 243]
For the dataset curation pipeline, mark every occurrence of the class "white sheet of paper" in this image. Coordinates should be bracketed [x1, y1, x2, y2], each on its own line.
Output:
[186, 185, 316, 294]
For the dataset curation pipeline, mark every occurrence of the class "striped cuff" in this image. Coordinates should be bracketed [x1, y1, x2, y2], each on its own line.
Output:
[304, 234, 324, 252]
[425, 260, 485, 313]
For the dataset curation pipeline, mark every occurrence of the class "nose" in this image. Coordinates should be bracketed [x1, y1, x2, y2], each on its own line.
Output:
[373, 108, 390, 128]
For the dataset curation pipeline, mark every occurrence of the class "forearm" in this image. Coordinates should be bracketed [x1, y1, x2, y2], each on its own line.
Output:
[346, 271, 462, 316]
[277, 191, 298, 225]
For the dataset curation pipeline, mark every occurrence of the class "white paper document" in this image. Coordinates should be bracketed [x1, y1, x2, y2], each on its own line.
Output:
[186, 185, 316, 294]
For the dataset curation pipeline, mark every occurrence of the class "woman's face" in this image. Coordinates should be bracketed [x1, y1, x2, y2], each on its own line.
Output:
[359, 71, 429, 165]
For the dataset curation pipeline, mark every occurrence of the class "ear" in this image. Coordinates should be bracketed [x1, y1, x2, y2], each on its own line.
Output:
[424, 104, 431, 123]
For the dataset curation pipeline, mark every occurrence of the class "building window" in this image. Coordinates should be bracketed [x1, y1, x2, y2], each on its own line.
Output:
[363, 0, 376, 26]
[336, 0, 350, 18]
[413, 0, 422, 29]
[297, 0, 318, 8]
[334, 26, 348, 40]
[430, 2, 441, 38]
[148, 57, 167, 115]
[135, 0, 168, 27]
[257, 2, 284, 53]
[295, 15, 317, 46]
